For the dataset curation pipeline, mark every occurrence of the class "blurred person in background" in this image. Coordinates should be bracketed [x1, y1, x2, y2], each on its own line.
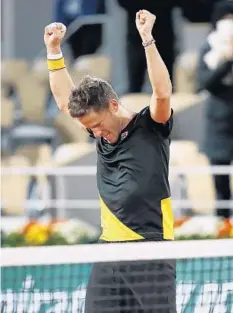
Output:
[117, 0, 219, 93]
[197, 0, 233, 219]
[53, 0, 105, 60]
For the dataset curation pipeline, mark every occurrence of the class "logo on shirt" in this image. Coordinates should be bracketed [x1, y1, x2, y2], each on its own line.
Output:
[121, 131, 128, 140]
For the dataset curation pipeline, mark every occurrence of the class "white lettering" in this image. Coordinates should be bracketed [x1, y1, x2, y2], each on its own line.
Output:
[17, 276, 35, 313]
[1, 290, 14, 313]
[46, 291, 68, 313]
[176, 282, 196, 313]
[23, 275, 35, 289]
[1, 281, 232, 313]
[71, 284, 87, 313]
[194, 283, 219, 313]
[212, 282, 233, 313]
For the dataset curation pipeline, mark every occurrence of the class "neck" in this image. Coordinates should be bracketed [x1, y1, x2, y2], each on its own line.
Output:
[118, 107, 136, 131]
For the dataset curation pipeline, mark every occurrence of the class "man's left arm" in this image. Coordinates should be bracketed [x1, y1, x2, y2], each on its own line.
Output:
[136, 10, 172, 124]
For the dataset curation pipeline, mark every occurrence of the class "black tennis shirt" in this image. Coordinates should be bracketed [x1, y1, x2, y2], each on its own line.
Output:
[90, 106, 174, 242]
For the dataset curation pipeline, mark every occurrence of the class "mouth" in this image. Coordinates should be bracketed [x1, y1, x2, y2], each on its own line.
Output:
[103, 133, 111, 142]
[104, 133, 109, 139]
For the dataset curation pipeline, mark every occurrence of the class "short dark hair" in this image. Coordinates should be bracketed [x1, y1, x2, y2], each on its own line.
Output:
[68, 75, 119, 118]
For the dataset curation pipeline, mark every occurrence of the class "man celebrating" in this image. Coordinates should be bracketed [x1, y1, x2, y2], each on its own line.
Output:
[45, 9, 176, 313]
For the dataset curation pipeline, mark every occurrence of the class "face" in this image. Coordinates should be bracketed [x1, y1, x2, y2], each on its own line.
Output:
[78, 100, 121, 144]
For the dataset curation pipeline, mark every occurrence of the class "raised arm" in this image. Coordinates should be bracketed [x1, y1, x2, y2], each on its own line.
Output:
[136, 10, 172, 123]
[44, 22, 75, 114]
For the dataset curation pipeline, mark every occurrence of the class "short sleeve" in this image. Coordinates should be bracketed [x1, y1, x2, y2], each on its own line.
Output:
[140, 106, 173, 138]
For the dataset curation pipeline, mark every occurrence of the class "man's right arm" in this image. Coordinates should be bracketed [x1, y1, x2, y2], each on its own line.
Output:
[45, 23, 75, 114]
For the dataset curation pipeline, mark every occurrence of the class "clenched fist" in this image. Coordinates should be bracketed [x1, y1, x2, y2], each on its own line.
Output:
[44, 22, 66, 54]
[136, 10, 156, 41]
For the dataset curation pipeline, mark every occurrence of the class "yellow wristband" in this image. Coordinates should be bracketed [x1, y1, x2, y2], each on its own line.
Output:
[47, 57, 65, 71]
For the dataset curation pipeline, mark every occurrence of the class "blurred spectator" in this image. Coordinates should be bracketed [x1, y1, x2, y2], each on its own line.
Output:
[117, 0, 219, 93]
[53, 0, 105, 60]
[197, 0, 233, 219]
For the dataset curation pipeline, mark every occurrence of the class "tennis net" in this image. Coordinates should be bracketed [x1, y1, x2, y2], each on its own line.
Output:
[1, 239, 233, 313]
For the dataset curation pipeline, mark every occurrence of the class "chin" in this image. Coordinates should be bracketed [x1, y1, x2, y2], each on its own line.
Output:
[110, 134, 119, 144]
[107, 138, 115, 144]
[104, 135, 117, 144]
[110, 139, 117, 144]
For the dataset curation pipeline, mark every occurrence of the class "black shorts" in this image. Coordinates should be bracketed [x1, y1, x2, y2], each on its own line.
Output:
[84, 259, 176, 313]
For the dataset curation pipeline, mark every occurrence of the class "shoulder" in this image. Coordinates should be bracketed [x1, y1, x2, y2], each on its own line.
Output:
[135, 106, 173, 139]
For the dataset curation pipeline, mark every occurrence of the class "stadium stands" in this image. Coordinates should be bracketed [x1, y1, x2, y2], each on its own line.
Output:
[174, 51, 199, 93]
[1, 50, 231, 221]
[73, 55, 111, 82]
[1, 155, 31, 215]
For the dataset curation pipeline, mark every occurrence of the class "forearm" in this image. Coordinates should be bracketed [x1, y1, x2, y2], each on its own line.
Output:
[143, 35, 172, 98]
[49, 67, 75, 113]
[47, 47, 75, 113]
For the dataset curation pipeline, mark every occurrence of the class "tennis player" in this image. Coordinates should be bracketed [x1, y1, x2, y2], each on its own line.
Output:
[44, 9, 176, 313]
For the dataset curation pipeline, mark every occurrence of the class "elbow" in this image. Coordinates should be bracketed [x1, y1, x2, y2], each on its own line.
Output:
[156, 95, 171, 103]
[50, 88, 68, 111]
[53, 93, 69, 112]
[153, 81, 172, 99]
[155, 89, 172, 100]
[57, 98, 69, 113]
[60, 103, 69, 112]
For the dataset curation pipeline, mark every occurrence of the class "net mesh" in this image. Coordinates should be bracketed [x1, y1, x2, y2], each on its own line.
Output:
[1, 240, 233, 313]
